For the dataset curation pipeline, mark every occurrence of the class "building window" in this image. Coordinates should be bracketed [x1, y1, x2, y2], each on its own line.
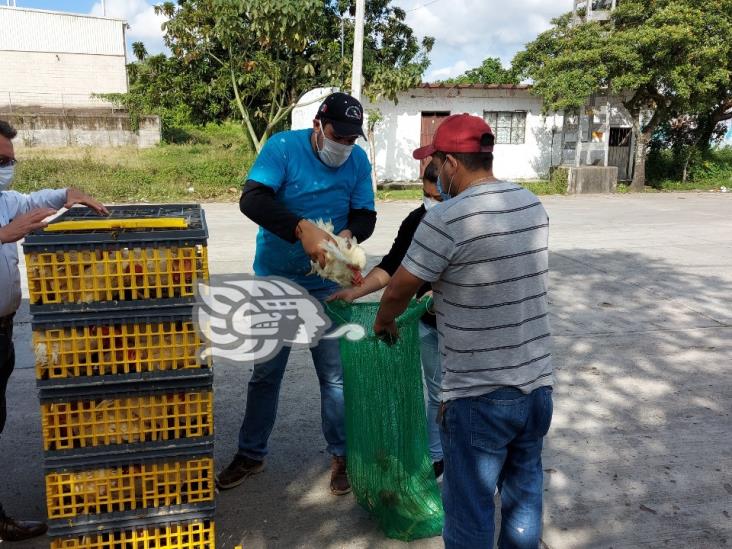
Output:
[483, 111, 527, 145]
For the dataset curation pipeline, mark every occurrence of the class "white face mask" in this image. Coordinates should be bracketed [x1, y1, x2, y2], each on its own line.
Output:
[423, 197, 439, 210]
[0, 165, 14, 191]
[317, 126, 354, 168]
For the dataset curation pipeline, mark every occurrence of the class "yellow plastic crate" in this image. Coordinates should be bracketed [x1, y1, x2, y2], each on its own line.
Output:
[50, 519, 215, 549]
[42, 391, 213, 451]
[33, 318, 209, 381]
[26, 245, 209, 306]
[46, 457, 214, 519]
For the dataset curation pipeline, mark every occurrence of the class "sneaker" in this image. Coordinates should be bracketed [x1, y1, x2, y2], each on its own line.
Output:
[0, 515, 48, 542]
[216, 454, 265, 490]
[433, 459, 444, 479]
[330, 456, 351, 495]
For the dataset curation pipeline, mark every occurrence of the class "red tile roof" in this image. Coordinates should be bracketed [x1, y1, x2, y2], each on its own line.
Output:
[419, 83, 532, 90]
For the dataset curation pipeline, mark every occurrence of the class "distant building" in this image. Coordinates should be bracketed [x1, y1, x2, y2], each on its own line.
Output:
[0, 6, 128, 110]
[293, 85, 635, 183]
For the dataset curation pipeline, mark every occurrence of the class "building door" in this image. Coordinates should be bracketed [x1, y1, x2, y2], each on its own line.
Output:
[608, 127, 632, 180]
[420, 111, 450, 177]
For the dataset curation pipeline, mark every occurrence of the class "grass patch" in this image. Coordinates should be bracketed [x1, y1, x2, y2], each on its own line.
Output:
[652, 179, 728, 192]
[647, 147, 732, 192]
[377, 179, 567, 201]
[14, 123, 253, 203]
[521, 179, 567, 196]
[376, 189, 423, 201]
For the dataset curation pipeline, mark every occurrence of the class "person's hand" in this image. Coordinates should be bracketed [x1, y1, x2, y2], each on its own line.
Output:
[373, 318, 399, 346]
[296, 220, 335, 268]
[325, 287, 361, 303]
[0, 207, 57, 243]
[65, 188, 109, 216]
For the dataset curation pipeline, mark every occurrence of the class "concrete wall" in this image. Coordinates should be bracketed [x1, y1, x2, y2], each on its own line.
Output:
[567, 166, 618, 194]
[5, 112, 161, 149]
[366, 88, 563, 182]
[0, 51, 128, 108]
[292, 87, 564, 182]
[0, 7, 127, 109]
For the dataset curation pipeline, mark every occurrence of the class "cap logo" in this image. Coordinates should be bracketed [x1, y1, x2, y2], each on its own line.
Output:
[345, 105, 362, 120]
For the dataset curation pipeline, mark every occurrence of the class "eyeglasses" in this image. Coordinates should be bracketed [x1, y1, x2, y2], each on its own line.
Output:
[0, 157, 16, 168]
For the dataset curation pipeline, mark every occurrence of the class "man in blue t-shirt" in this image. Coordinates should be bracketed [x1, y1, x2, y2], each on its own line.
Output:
[217, 92, 376, 496]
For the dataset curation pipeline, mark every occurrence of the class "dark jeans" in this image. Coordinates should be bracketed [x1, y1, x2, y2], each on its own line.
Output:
[0, 315, 15, 519]
[237, 287, 346, 459]
[441, 386, 553, 549]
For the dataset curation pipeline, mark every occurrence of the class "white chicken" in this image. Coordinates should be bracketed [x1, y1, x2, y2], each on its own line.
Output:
[307, 219, 367, 288]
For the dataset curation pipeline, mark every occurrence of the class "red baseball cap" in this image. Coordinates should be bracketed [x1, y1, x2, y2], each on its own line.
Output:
[413, 113, 494, 160]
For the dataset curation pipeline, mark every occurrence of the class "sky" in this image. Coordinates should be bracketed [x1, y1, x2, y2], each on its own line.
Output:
[11, 0, 574, 81]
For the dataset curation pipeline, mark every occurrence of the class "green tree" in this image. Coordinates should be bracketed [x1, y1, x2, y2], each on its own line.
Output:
[443, 57, 518, 86]
[131, 41, 148, 62]
[514, 1, 732, 191]
[154, 0, 433, 151]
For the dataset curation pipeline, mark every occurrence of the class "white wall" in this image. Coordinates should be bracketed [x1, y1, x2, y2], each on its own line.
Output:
[291, 87, 339, 130]
[0, 7, 127, 108]
[363, 87, 563, 182]
[723, 121, 732, 146]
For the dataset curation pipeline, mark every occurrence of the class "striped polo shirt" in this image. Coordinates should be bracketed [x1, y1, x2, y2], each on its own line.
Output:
[402, 180, 553, 401]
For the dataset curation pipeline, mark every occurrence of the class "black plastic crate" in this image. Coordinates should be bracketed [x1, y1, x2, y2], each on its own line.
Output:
[47, 502, 216, 539]
[23, 204, 209, 314]
[40, 380, 214, 455]
[32, 306, 211, 389]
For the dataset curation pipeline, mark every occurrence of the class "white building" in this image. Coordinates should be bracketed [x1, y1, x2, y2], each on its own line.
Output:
[293, 85, 635, 182]
[0, 6, 128, 110]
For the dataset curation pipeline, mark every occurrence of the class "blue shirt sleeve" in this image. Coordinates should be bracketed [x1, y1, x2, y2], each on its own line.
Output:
[350, 147, 375, 211]
[246, 136, 288, 192]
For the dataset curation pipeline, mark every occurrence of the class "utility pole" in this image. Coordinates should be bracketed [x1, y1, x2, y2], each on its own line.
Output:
[102, 0, 107, 16]
[350, 0, 365, 101]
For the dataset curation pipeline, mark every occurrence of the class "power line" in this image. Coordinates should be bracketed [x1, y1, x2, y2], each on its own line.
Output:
[406, 0, 444, 13]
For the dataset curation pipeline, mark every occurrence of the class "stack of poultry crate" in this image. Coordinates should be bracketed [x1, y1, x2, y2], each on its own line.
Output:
[23, 205, 215, 549]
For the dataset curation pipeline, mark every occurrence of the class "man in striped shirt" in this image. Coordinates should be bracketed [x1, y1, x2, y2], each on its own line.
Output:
[374, 114, 553, 549]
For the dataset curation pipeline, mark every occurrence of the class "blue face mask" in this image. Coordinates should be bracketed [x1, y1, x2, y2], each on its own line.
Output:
[436, 176, 451, 201]
[0, 165, 14, 191]
[436, 158, 455, 200]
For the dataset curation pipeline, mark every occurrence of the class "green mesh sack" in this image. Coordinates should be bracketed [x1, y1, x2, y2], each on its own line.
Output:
[325, 300, 444, 541]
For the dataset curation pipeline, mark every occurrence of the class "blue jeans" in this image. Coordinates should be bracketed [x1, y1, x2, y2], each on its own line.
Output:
[237, 286, 346, 459]
[441, 386, 553, 549]
[418, 320, 443, 462]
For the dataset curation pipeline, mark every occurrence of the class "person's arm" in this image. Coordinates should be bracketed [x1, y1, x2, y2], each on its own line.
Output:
[373, 210, 455, 342]
[240, 181, 336, 268]
[327, 207, 425, 302]
[373, 267, 427, 341]
[326, 266, 390, 302]
[343, 208, 377, 242]
[9, 188, 107, 215]
[0, 207, 57, 243]
[242, 137, 337, 267]
[345, 148, 376, 242]
[240, 180, 302, 243]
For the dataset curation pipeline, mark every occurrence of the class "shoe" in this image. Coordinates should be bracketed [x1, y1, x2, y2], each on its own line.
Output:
[216, 454, 265, 490]
[0, 515, 48, 542]
[433, 459, 444, 479]
[330, 456, 351, 495]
